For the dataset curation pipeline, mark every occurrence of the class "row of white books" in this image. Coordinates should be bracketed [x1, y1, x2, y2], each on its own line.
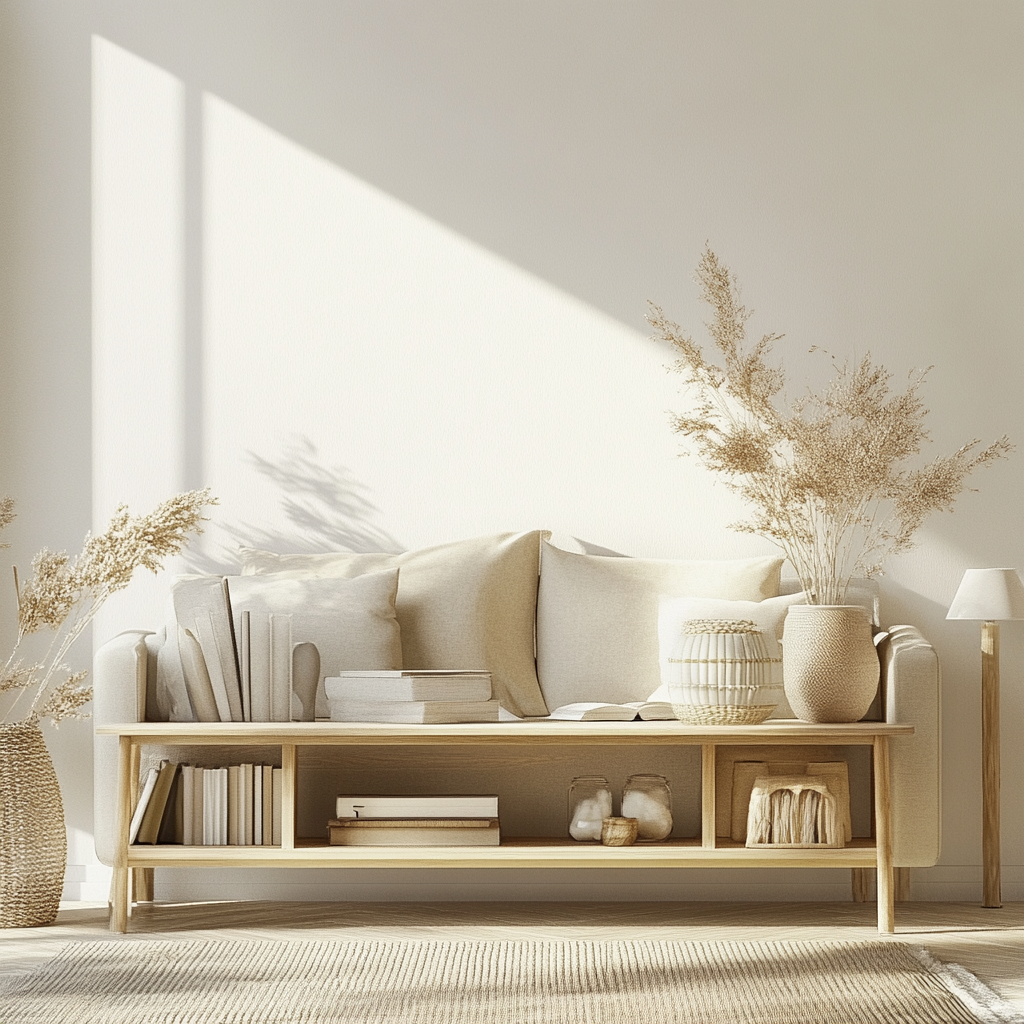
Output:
[129, 760, 284, 846]
[329, 794, 500, 847]
[325, 670, 500, 724]
[175, 578, 312, 723]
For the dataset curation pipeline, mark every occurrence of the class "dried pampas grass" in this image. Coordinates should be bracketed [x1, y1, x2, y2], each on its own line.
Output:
[1, 490, 215, 726]
[649, 248, 1012, 604]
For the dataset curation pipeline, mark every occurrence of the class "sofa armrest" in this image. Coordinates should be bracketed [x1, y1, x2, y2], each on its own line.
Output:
[93, 630, 152, 867]
[878, 624, 941, 867]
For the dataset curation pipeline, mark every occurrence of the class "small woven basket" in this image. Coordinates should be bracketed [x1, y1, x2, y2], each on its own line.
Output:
[667, 618, 780, 726]
[0, 720, 67, 928]
[672, 703, 778, 726]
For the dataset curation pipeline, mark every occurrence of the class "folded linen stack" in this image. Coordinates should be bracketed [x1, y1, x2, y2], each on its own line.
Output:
[324, 670, 498, 723]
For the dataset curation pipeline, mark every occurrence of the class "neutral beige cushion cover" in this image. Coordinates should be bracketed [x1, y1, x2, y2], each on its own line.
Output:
[536, 542, 784, 708]
[227, 569, 402, 718]
[239, 531, 548, 718]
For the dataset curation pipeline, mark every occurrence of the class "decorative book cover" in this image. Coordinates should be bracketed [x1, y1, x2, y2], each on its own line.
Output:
[336, 795, 498, 819]
[136, 761, 178, 845]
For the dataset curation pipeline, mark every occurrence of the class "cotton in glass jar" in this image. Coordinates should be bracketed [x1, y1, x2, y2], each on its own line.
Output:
[621, 774, 672, 841]
[567, 776, 613, 841]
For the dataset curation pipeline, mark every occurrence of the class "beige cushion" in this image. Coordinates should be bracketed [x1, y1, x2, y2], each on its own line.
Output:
[240, 531, 548, 718]
[227, 569, 403, 718]
[657, 592, 807, 717]
[536, 542, 784, 708]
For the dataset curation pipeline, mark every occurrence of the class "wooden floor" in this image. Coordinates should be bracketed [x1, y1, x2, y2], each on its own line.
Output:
[2, 900, 1021, 1010]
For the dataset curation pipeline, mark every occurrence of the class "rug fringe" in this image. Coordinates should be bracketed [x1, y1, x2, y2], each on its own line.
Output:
[909, 945, 1024, 1024]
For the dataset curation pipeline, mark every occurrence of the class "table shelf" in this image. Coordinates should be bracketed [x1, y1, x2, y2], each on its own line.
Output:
[101, 720, 908, 932]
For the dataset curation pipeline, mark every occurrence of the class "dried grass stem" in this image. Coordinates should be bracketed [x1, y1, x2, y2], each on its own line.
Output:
[649, 248, 1012, 603]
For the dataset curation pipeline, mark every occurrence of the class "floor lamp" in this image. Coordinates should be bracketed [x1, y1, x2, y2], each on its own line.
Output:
[946, 567, 1024, 908]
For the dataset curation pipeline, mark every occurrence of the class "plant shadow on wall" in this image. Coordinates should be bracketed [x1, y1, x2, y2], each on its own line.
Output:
[185, 438, 404, 574]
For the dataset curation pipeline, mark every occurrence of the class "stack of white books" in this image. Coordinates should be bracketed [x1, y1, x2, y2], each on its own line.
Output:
[324, 670, 498, 724]
[329, 795, 500, 847]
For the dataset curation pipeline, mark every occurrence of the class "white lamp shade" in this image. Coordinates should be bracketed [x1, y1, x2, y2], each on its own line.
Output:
[946, 568, 1024, 621]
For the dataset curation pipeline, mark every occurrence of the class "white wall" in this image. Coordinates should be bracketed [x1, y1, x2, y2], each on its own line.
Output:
[2, 1, 1022, 903]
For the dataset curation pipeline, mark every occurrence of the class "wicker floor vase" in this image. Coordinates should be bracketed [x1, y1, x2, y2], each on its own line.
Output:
[0, 720, 67, 927]
[781, 605, 880, 723]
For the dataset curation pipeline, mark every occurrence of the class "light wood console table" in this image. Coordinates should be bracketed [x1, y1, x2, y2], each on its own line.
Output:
[98, 719, 912, 934]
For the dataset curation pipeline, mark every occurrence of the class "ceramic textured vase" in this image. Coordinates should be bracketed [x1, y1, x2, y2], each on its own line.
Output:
[781, 605, 880, 723]
[0, 720, 67, 928]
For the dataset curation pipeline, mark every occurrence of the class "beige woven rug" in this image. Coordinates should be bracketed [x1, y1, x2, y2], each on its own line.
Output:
[1, 939, 1021, 1024]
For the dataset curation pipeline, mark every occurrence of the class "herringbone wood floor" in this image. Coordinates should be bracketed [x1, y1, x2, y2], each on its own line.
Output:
[2, 900, 1021, 1009]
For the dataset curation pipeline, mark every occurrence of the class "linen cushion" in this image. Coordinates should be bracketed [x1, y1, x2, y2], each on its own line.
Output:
[226, 569, 402, 719]
[240, 531, 548, 718]
[536, 542, 784, 709]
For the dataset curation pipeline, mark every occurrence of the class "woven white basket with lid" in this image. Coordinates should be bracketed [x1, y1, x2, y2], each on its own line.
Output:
[666, 618, 781, 725]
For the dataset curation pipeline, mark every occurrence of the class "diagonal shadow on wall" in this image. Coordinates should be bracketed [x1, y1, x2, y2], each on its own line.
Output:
[185, 436, 404, 574]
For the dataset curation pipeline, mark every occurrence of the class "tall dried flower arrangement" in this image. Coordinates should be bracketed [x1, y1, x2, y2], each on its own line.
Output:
[0, 490, 215, 727]
[648, 248, 1012, 604]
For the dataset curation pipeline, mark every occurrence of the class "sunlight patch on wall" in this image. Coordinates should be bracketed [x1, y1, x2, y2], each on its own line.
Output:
[202, 96, 748, 560]
[92, 36, 188, 636]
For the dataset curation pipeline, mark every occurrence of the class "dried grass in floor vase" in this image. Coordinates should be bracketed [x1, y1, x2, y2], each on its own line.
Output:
[2, 938, 1023, 1024]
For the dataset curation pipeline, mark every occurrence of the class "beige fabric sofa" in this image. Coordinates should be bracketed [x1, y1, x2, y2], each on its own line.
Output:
[93, 530, 940, 877]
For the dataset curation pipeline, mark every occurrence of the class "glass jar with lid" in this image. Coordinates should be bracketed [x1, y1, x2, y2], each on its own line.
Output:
[621, 774, 673, 841]
[567, 776, 613, 842]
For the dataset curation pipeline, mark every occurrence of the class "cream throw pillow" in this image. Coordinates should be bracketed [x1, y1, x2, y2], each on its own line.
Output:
[239, 531, 548, 718]
[536, 542, 784, 709]
[227, 569, 402, 719]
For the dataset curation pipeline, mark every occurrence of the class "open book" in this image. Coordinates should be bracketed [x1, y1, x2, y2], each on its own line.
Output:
[546, 700, 675, 722]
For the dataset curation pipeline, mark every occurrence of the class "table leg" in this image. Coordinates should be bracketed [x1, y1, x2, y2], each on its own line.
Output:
[132, 867, 154, 902]
[701, 744, 716, 850]
[873, 736, 894, 933]
[281, 744, 297, 851]
[110, 735, 133, 933]
[851, 868, 871, 902]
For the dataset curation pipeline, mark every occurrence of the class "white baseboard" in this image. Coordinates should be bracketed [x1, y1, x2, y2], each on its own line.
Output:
[63, 862, 1024, 904]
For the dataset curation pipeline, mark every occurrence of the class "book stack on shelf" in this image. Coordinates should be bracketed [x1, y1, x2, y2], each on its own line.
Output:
[328, 795, 500, 847]
[324, 670, 499, 724]
[129, 759, 284, 846]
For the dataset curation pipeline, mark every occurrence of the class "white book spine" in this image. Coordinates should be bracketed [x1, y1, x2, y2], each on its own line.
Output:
[249, 614, 271, 722]
[269, 613, 292, 723]
[253, 764, 263, 846]
[242, 763, 254, 846]
[181, 766, 194, 846]
[262, 766, 274, 845]
[178, 627, 220, 722]
[195, 611, 233, 722]
[218, 768, 229, 846]
[228, 765, 240, 846]
[203, 769, 216, 845]
[239, 610, 251, 722]
[192, 767, 204, 846]
[272, 767, 283, 846]
[129, 767, 161, 845]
